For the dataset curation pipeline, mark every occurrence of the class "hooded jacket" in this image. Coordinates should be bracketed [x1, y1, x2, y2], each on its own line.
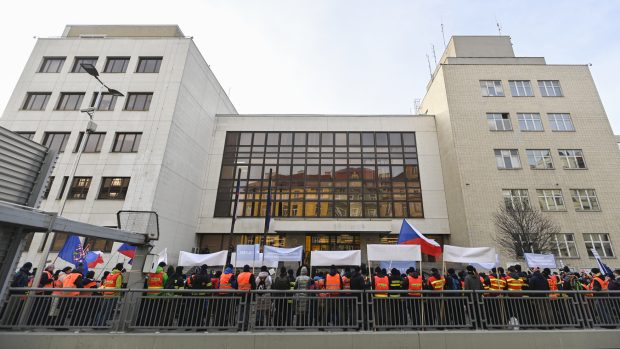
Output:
[295, 267, 312, 290]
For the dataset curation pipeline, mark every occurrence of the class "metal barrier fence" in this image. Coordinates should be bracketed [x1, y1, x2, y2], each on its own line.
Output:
[0, 289, 618, 332]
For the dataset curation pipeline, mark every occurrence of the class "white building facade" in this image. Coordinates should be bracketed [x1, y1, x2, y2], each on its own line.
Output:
[0, 27, 617, 270]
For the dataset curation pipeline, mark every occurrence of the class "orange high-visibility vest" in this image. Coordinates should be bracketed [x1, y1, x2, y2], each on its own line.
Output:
[325, 274, 341, 296]
[41, 271, 54, 288]
[428, 276, 445, 291]
[102, 272, 122, 295]
[505, 276, 523, 291]
[62, 273, 81, 296]
[342, 276, 351, 290]
[147, 272, 164, 295]
[407, 275, 423, 297]
[220, 273, 233, 289]
[547, 276, 559, 298]
[489, 275, 506, 291]
[237, 272, 252, 290]
[374, 275, 389, 298]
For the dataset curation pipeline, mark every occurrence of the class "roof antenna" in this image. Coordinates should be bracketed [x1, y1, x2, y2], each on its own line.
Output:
[426, 54, 433, 79]
[441, 20, 447, 48]
[432, 44, 438, 66]
[496, 17, 502, 36]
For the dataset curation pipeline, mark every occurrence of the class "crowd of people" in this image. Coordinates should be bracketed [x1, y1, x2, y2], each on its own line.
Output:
[8, 260, 620, 329]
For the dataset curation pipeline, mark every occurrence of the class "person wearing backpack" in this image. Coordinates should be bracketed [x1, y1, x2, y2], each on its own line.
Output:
[255, 266, 272, 326]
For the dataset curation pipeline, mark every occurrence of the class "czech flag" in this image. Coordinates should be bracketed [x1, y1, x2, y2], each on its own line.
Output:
[118, 243, 137, 259]
[397, 219, 442, 257]
[85, 251, 104, 268]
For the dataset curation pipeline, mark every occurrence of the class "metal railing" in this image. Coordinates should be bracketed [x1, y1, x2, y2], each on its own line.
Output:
[1, 288, 618, 332]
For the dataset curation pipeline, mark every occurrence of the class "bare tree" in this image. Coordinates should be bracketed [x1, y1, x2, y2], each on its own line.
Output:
[493, 201, 559, 259]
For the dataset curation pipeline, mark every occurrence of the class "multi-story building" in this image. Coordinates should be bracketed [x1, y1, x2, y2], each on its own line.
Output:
[0, 27, 617, 269]
[420, 36, 620, 267]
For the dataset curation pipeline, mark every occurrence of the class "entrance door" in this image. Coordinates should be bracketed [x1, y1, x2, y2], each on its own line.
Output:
[304, 233, 360, 264]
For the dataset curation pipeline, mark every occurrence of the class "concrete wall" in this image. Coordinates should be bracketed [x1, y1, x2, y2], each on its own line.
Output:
[1, 330, 619, 349]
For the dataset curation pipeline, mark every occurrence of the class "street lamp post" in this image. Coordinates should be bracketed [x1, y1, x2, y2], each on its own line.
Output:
[31, 63, 124, 289]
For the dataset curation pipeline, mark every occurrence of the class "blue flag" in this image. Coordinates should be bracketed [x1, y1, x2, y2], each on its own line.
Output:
[58, 235, 88, 272]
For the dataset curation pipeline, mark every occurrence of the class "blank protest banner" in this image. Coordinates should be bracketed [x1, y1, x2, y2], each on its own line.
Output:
[178, 250, 228, 267]
[310, 250, 361, 266]
[367, 244, 421, 262]
[443, 245, 496, 264]
[524, 253, 557, 269]
[264, 245, 303, 262]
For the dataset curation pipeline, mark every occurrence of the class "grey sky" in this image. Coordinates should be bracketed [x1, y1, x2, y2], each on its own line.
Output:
[1, 1, 619, 131]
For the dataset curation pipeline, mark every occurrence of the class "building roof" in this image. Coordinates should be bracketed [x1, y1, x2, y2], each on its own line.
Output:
[62, 25, 185, 38]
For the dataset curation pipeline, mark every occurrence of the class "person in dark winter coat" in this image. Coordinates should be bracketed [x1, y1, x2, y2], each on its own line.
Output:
[272, 267, 290, 326]
[11, 262, 32, 291]
[463, 265, 483, 290]
[528, 267, 550, 296]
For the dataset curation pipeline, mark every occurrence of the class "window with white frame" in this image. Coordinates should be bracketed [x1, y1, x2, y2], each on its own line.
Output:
[487, 113, 512, 131]
[517, 113, 544, 131]
[536, 189, 565, 211]
[495, 149, 521, 169]
[570, 189, 600, 211]
[548, 113, 575, 131]
[538, 80, 563, 97]
[526, 149, 554, 169]
[558, 149, 586, 169]
[584, 233, 615, 258]
[509, 80, 533, 96]
[502, 189, 530, 210]
[552, 233, 579, 258]
[480, 80, 505, 97]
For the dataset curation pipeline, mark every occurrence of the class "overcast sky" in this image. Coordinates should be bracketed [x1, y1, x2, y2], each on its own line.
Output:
[1, 1, 619, 132]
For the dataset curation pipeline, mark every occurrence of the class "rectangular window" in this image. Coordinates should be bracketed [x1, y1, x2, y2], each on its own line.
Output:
[42, 176, 54, 199]
[22, 92, 51, 110]
[509, 80, 534, 96]
[16, 132, 35, 140]
[71, 57, 98, 73]
[124, 93, 152, 111]
[502, 189, 530, 210]
[56, 92, 85, 111]
[103, 57, 129, 73]
[83, 237, 114, 253]
[111, 132, 142, 152]
[136, 57, 162, 73]
[558, 149, 586, 169]
[538, 80, 563, 97]
[42, 132, 70, 153]
[98, 177, 130, 200]
[215, 131, 422, 219]
[552, 233, 579, 258]
[570, 189, 600, 211]
[90, 92, 118, 111]
[548, 113, 574, 131]
[67, 176, 92, 199]
[494, 149, 521, 169]
[38, 57, 65, 73]
[480, 80, 504, 97]
[526, 149, 554, 169]
[74, 132, 105, 153]
[537, 189, 565, 211]
[57, 176, 69, 199]
[584, 233, 615, 258]
[487, 113, 512, 131]
[517, 113, 544, 131]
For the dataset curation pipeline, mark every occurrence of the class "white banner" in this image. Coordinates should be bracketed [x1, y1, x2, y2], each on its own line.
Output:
[231, 253, 278, 268]
[311, 250, 361, 266]
[524, 253, 557, 269]
[235, 244, 260, 262]
[471, 254, 499, 271]
[178, 250, 228, 267]
[264, 245, 303, 262]
[443, 245, 496, 264]
[367, 244, 422, 262]
[150, 248, 168, 272]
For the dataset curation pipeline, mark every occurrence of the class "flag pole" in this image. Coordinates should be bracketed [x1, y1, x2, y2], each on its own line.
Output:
[226, 168, 242, 265]
[261, 169, 273, 253]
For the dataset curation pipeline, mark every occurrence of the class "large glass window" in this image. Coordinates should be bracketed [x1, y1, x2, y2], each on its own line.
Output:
[538, 80, 563, 97]
[480, 80, 504, 97]
[494, 149, 521, 169]
[548, 113, 574, 131]
[74, 132, 105, 153]
[215, 131, 423, 218]
[559, 149, 586, 169]
[71, 57, 98, 73]
[584, 233, 615, 258]
[98, 177, 130, 200]
[22, 92, 51, 110]
[552, 233, 579, 258]
[136, 57, 162, 73]
[124, 93, 152, 111]
[111, 132, 141, 153]
[517, 113, 543, 131]
[38, 57, 65, 73]
[536, 189, 565, 211]
[103, 57, 129, 73]
[509, 80, 533, 96]
[42, 132, 70, 153]
[56, 92, 85, 111]
[67, 176, 92, 199]
[526, 149, 553, 169]
[570, 189, 600, 211]
[502, 189, 530, 210]
[487, 113, 512, 131]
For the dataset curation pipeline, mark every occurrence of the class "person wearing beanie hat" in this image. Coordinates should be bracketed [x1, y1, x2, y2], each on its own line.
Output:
[464, 265, 483, 291]
[11, 262, 32, 290]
